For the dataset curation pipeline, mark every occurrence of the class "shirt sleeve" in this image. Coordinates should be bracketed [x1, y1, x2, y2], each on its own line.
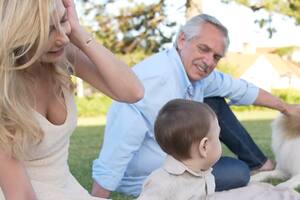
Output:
[202, 70, 259, 105]
[92, 101, 149, 191]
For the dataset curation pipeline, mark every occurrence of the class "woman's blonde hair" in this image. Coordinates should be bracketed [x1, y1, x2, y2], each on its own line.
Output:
[0, 0, 73, 159]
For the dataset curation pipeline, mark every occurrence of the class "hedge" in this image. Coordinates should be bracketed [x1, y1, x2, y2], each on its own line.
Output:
[75, 89, 300, 117]
[75, 93, 112, 117]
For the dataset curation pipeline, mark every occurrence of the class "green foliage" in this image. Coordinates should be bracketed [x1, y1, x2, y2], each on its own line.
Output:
[83, 0, 176, 55]
[75, 93, 112, 117]
[75, 88, 300, 117]
[217, 62, 239, 78]
[231, 104, 267, 112]
[272, 46, 295, 57]
[272, 88, 300, 103]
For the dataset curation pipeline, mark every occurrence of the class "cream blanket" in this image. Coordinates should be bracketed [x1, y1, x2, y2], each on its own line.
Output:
[210, 183, 300, 200]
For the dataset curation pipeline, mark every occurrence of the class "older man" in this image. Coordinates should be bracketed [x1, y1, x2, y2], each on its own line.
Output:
[91, 14, 299, 198]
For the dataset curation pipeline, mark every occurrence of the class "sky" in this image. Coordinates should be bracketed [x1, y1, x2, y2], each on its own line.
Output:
[202, 0, 300, 51]
[76, 0, 300, 52]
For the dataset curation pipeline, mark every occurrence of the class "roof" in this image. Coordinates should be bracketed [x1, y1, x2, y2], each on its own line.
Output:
[256, 46, 300, 54]
[219, 52, 300, 77]
[256, 47, 278, 54]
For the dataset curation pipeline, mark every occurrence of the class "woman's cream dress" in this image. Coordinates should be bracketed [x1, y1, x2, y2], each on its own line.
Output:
[0, 91, 106, 200]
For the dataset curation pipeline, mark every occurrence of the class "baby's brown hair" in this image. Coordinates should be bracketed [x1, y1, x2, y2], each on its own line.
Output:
[154, 99, 216, 160]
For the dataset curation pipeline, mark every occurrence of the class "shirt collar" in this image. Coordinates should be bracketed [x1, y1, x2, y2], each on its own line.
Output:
[167, 47, 194, 97]
[163, 155, 212, 177]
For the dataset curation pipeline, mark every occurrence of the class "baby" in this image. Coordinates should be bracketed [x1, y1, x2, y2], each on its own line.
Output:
[137, 99, 221, 200]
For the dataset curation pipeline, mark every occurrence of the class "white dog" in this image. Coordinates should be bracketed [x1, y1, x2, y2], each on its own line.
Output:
[250, 113, 300, 189]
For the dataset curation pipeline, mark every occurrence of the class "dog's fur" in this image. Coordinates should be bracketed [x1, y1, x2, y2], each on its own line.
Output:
[250, 113, 300, 189]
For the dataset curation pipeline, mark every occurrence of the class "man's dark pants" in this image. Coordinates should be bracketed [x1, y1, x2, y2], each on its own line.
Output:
[204, 97, 267, 191]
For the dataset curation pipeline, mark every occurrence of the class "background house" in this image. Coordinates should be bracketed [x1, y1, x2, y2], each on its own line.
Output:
[219, 51, 300, 92]
[257, 46, 300, 63]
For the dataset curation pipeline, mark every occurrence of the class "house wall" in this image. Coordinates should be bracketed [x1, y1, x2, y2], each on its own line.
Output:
[291, 51, 300, 62]
[240, 55, 300, 91]
[272, 76, 300, 90]
[240, 56, 279, 92]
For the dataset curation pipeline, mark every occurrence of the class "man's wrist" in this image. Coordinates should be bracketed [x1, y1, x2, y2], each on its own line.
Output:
[276, 101, 289, 115]
[91, 181, 111, 198]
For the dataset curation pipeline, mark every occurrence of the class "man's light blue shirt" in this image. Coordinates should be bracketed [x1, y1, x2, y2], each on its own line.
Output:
[92, 47, 259, 196]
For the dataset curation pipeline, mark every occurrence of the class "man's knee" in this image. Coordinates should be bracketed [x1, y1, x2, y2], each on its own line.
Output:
[213, 157, 250, 191]
[203, 97, 230, 115]
[229, 160, 250, 187]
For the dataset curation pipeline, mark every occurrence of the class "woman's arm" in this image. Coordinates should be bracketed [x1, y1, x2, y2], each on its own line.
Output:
[0, 152, 37, 200]
[63, 0, 144, 103]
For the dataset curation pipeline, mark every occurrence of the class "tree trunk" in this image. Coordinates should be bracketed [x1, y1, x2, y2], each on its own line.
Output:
[76, 77, 84, 98]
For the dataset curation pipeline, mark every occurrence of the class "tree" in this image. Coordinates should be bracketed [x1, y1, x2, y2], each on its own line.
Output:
[80, 0, 177, 55]
[222, 0, 300, 37]
[77, 0, 179, 96]
[77, 0, 205, 96]
[80, 0, 208, 56]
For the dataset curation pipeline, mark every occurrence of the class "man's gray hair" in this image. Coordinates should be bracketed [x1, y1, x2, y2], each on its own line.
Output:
[174, 14, 230, 51]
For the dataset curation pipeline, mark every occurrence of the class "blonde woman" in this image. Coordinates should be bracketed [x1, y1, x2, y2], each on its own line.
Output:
[0, 0, 144, 199]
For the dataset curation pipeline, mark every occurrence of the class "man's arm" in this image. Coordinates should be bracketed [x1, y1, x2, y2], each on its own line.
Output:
[91, 102, 149, 198]
[253, 89, 300, 116]
[203, 71, 259, 105]
[202, 71, 300, 116]
[91, 181, 110, 198]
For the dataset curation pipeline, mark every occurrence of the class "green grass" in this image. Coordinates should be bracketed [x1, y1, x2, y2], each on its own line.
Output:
[68, 110, 299, 200]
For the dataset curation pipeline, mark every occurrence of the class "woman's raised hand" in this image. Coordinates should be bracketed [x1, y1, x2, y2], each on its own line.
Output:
[62, 0, 85, 45]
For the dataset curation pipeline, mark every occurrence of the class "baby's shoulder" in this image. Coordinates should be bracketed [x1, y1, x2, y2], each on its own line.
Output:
[144, 168, 179, 189]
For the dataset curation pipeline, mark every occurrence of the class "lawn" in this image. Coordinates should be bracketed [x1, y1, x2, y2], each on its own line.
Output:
[68, 110, 298, 200]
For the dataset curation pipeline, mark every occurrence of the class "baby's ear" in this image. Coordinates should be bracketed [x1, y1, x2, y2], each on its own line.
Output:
[198, 137, 208, 158]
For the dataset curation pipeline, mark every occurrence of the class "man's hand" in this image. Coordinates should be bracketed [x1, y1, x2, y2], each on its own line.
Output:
[91, 181, 111, 198]
[280, 104, 300, 117]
